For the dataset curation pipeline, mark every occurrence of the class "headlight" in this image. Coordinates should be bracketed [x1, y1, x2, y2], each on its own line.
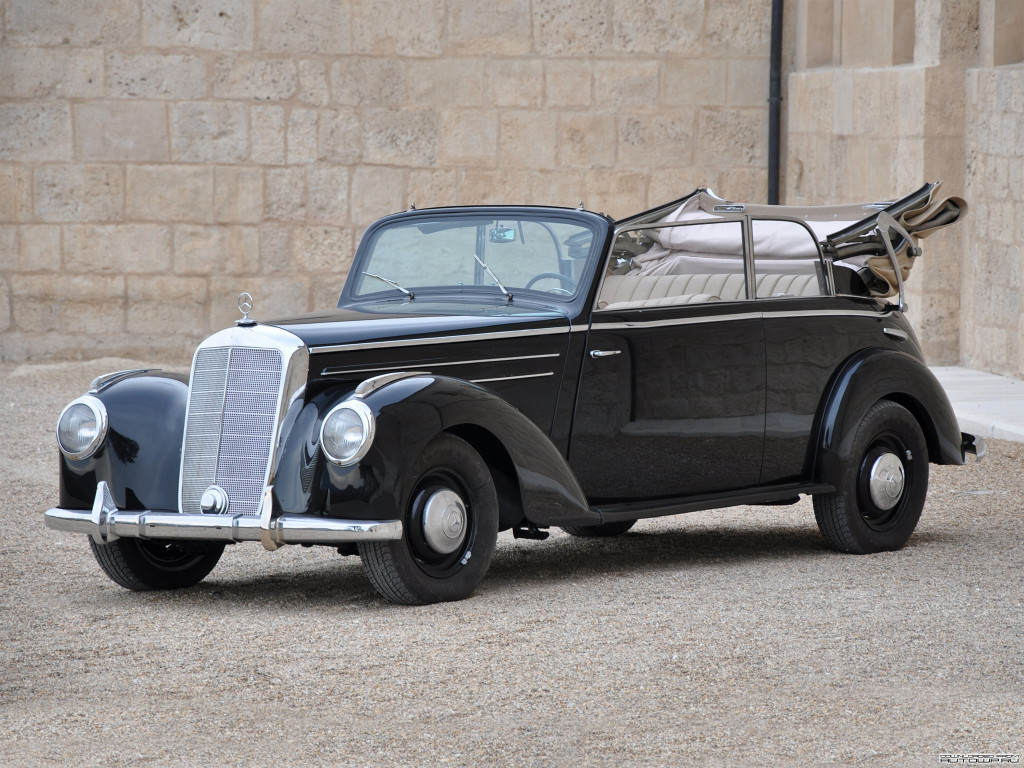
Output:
[320, 400, 375, 466]
[56, 396, 108, 460]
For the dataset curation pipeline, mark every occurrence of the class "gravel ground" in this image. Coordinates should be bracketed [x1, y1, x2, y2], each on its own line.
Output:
[2, 358, 1021, 767]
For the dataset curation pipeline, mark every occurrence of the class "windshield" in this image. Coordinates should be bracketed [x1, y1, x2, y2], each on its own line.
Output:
[349, 213, 600, 302]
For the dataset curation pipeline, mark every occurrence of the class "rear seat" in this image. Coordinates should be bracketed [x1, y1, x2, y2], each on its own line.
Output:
[599, 273, 820, 310]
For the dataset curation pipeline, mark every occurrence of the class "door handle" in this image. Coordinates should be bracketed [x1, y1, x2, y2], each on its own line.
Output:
[590, 349, 622, 358]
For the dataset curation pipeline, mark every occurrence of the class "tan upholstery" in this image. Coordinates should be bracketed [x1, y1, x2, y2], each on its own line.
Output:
[599, 272, 821, 310]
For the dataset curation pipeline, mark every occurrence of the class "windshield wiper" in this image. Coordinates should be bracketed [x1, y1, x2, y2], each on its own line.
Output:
[362, 272, 414, 299]
[472, 253, 513, 303]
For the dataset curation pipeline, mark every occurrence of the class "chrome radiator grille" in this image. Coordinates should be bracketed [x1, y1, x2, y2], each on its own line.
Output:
[180, 346, 284, 517]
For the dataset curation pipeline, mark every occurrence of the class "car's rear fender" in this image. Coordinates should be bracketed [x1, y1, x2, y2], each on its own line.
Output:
[812, 348, 965, 487]
[58, 372, 189, 512]
[313, 374, 599, 529]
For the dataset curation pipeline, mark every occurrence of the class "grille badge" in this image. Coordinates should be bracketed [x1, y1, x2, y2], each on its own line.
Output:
[200, 485, 230, 514]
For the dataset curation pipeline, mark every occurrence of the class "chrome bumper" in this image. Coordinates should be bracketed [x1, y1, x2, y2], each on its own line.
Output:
[45, 482, 402, 550]
[963, 433, 987, 461]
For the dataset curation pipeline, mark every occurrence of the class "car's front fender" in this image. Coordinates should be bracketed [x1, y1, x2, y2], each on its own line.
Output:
[813, 348, 965, 488]
[58, 372, 188, 511]
[313, 375, 598, 529]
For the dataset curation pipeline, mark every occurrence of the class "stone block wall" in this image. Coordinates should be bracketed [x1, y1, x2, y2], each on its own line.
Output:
[961, 18, 1024, 377]
[0, 0, 775, 362]
[785, 0, 976, 366]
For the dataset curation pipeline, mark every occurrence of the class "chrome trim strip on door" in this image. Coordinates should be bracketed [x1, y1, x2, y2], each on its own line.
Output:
[590, 307, 892, 332]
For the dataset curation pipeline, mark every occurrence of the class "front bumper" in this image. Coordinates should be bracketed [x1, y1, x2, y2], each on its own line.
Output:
[46, 482, 402, 550]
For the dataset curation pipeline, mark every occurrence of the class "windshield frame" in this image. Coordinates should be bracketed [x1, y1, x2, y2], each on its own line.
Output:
[340, 206, 613, 313]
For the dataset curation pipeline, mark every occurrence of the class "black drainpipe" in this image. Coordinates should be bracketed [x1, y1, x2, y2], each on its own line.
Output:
[768, 0, 784, 204]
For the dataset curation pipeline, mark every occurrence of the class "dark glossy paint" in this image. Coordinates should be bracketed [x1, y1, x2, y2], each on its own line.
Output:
[273, 375, 597, 529]
[760, 296, 921, 484]
[570, 302, 766, 501]
[814, 347, 966, 488]
[55, 201, 969, 536]
[277, 305, 575, 436]
[59, 372, 188, 511]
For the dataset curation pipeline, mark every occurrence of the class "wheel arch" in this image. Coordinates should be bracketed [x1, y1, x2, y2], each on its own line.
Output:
[812, 348, 965, 488]
[444, 423, 525, 531]
[357, 375, 599, 528]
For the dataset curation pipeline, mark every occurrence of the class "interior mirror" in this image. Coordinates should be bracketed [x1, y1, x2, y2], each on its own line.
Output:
[489, 226, 516, 244]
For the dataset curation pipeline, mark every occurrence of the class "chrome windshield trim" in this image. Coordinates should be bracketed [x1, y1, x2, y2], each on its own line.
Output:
[323, 353, 561, 378]
[309, 325, 572, 354]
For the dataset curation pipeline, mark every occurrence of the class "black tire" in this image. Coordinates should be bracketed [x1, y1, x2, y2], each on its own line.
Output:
[813, 400, 929, 554]
[359, 434, 498, 605]
[88, 536, 225, 590]
[560, 519, 637, 538]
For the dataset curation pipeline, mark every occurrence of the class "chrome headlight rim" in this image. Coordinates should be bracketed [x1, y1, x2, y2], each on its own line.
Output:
[319, 400, 376, 467]
[56, 395, 109, 461]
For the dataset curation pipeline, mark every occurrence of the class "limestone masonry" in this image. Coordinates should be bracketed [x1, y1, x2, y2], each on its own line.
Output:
[0, 0, 1021, 377]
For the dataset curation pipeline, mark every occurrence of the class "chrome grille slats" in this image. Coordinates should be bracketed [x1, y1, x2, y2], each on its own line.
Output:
[180, 345, 284, 518]
[180, 348, 231, 515]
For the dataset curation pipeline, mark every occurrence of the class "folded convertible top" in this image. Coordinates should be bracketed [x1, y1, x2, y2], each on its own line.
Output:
[616, 182, 967, 298]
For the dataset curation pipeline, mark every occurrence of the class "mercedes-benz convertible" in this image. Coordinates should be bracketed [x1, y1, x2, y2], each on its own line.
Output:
[46, 182, 983, 604]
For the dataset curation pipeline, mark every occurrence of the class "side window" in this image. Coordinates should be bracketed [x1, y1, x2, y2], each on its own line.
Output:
[751, 219, 829, 298]
[598, 221, 747, 310]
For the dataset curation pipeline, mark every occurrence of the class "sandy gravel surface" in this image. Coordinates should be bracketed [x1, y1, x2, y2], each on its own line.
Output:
[1, 358, 1021, 767]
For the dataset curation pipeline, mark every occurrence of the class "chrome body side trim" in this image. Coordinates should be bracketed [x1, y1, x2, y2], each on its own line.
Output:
[883, 326, 909, 341]
[45, 483, 402, 547]
[354, 371, 425, 398]
[310, 325, 574, 354]
[470, 372, 554, 384]
[322, 353, 560, 378]
[89, 369, 153, 394]
[591, 307, 893, 332]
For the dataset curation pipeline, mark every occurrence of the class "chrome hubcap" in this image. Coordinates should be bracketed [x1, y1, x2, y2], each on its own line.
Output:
[868, 453, 905, 510]
[421, 489, 467, 554]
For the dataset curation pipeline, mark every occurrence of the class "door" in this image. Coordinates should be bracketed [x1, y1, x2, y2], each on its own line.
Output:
[568, 220, 766, 502]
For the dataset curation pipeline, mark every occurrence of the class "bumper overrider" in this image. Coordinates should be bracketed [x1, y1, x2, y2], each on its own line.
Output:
[45, 481, 402, 550]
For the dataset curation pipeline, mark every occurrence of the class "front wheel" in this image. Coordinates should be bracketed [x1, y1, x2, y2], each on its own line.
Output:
[88, 537, 225, 590]
[813, 400, 929, 554]
[359, 434, 498, 605]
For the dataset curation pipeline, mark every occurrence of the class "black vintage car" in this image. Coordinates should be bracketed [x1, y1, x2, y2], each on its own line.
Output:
[47, 183, 983, 604]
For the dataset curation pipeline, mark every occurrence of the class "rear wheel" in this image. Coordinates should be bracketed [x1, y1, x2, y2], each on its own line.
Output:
[359, 434, 498, 605]
[561, 519, 637, 538]
[88, 537, 225, 590]
[813, 400, 928, 554]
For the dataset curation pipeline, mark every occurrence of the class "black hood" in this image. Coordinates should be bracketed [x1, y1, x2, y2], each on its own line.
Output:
[266, 300, 570, 351]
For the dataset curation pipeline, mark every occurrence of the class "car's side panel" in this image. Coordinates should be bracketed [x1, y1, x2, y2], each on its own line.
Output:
[58, 373, 188, 512]
[570, 303, 767, 501]
[308, 322, 574, 437]
[760, 298, 922, 484]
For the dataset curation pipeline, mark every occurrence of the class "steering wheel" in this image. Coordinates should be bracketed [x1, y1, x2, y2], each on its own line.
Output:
[524, 272, 576, 294]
